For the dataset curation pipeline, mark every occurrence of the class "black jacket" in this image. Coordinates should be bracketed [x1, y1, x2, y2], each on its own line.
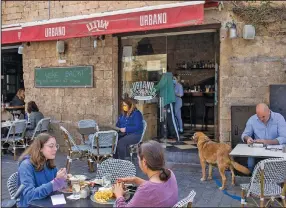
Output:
[10, 95, 25, 106]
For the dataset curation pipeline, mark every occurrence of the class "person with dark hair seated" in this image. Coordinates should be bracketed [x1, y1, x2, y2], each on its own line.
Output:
[113, 140, 178, 207]
[25, 101, 44, 138]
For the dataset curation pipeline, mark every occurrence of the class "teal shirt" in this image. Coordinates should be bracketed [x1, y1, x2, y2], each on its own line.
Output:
[154, 72, 176, 106]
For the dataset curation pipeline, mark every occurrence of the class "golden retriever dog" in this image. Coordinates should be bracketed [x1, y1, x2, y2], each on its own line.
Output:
[192, 132, 250, 190]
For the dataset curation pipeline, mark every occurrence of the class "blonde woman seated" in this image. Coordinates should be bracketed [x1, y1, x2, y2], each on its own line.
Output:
[18, 133, 67, 207]
[113, 140, 179, 207]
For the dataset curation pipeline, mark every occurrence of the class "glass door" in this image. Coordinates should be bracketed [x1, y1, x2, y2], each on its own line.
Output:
[120, 36, 167, 141]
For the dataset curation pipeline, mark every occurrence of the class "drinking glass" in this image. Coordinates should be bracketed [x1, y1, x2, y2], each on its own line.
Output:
[71, 180, 81, 199]
[102, 174, 112, 188]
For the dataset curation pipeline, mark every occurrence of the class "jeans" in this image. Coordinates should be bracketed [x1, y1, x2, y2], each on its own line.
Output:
[248, 157, 264, 172]
[247, 157, 255, 172]
[174, 99, 183, 132]
[114, 133, 141, 159]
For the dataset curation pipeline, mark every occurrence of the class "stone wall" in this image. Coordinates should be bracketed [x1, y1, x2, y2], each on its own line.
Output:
[22, 35, 118, 150]
[2, 1, 180, 25]
[219, 36, 286, 143]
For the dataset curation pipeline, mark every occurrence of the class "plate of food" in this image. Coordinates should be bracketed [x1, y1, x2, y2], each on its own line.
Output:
[90, 187, 130, 204]
[69, 175, 87, 181]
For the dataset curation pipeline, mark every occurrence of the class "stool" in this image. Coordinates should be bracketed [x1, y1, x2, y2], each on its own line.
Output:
[202, 102, 214, 130]
[183, 102, 196, 130]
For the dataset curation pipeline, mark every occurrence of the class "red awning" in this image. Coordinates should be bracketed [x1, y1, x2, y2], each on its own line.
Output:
[1, 2, 205, 44]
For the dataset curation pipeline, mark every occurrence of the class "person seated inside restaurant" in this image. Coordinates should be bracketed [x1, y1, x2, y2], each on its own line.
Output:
[25, 101, 44, 138]
[10, 88, 25, 106]
[114, 98, 143, 160]
[9, 88, 25, 119]
[18, 133, 67, 207]
[241, 103, 286, 171]
[113, 140, 179, 207]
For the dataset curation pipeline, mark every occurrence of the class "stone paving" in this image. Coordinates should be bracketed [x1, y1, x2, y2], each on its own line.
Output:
[1, 151, 250, 207]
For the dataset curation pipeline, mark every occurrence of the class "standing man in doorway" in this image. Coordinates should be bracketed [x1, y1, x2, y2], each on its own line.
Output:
[173, 74, 184, 134]
[241, 103, 286, 171]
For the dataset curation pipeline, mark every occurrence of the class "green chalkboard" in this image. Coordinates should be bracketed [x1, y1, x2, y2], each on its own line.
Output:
[35, 66, 93, 88]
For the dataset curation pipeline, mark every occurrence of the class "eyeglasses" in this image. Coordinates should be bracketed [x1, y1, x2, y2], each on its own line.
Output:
[45, 144, 59, 149]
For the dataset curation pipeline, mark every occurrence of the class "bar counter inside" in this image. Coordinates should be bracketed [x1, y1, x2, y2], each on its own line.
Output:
[182, 92, 215, 127]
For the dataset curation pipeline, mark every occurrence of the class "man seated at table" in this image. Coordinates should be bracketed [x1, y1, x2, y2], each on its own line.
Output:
[241, 103, 286, 172]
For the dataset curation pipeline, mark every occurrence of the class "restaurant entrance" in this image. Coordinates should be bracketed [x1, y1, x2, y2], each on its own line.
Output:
[1, 46, 24, 103]
[119, 26, 220, 142]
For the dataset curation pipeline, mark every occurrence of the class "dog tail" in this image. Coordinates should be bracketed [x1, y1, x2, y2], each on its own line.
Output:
[230, 161, 251, 175]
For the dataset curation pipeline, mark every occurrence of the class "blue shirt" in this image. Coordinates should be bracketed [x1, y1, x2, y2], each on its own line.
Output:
[116, 109, 143, 135]
[241, 111, 286, 144]
[18, 156, 57, 207]
[174, 82, 184, 104]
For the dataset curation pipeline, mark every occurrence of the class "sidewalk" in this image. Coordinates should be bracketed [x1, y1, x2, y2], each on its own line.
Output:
[1, 151, 247, 207]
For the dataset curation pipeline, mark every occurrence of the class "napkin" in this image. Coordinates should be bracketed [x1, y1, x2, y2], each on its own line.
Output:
[51, 194, 66, 205]
[66, 194, 81, 200]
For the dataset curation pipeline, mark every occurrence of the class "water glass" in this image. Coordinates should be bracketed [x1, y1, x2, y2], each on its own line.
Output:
[102, 174, 112, 188]
[71, 180, 81, 199]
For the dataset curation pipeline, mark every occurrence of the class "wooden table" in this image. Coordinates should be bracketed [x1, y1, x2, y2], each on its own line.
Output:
[230, 144, 286, 159]
[4, 106, 25, 110]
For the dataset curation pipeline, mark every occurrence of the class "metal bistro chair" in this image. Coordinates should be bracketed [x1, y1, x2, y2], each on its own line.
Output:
[77, 119, 98, 145]
[240, 158, 286, 208]
[129, 120, 147, 161]
[59, 126, 94, 173]
[7, 172, 18, 199]
[95, 158, 136, 184]
[89, 130, 118, 166]
[1, 120, 27, 160]
[26, 117, 51, 146]
[173, 190, 196, 208]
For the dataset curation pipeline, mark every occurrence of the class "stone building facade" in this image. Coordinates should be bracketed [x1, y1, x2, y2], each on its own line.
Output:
[2, 1, 286, 148]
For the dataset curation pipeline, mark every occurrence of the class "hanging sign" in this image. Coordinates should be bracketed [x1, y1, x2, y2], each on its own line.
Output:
[131, 81, 157, 100]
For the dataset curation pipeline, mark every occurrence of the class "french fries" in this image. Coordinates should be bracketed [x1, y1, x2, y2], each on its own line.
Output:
[94, 189, 114, 203]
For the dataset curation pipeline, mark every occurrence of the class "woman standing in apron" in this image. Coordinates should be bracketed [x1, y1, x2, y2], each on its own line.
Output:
[173, 74, 184, 134]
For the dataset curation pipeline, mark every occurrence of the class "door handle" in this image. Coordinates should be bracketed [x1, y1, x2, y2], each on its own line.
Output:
[234, 125, 238, 135]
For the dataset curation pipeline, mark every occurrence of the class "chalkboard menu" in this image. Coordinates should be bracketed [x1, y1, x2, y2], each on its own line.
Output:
[35, 66, 93, 88]
[270, 84, 286, 119]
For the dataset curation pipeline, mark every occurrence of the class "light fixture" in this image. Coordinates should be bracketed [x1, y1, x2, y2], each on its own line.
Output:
[93, 39, 97, 48]
[226, 21, 237, 39]
[18, 45, 24, 54]
[56, 40, 65, 53]
[243, 25, 255, 39]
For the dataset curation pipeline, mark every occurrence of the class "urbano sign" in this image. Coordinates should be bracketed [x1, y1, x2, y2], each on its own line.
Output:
[131, 81, 157, 100]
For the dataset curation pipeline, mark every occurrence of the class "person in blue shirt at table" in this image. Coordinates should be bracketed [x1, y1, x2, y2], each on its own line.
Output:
[18, 133, 67, 207]
[115, 98, 143, 160]
[173, 74, 184, 134]
[241, 103, 286, 171]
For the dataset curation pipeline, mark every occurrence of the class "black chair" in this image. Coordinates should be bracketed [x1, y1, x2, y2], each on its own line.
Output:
[182, 102, 196, 130]
[202, 102, 214, 130]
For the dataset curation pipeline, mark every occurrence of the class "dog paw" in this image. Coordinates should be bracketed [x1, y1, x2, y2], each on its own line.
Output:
[200, 178, 206, 181]
[219, 186, 225, 190]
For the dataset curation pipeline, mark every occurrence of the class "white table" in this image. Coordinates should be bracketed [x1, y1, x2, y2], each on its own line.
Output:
[1, 121, 30, 128]
[230, 144, 286, 159]
[1, 121, 13, 128]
